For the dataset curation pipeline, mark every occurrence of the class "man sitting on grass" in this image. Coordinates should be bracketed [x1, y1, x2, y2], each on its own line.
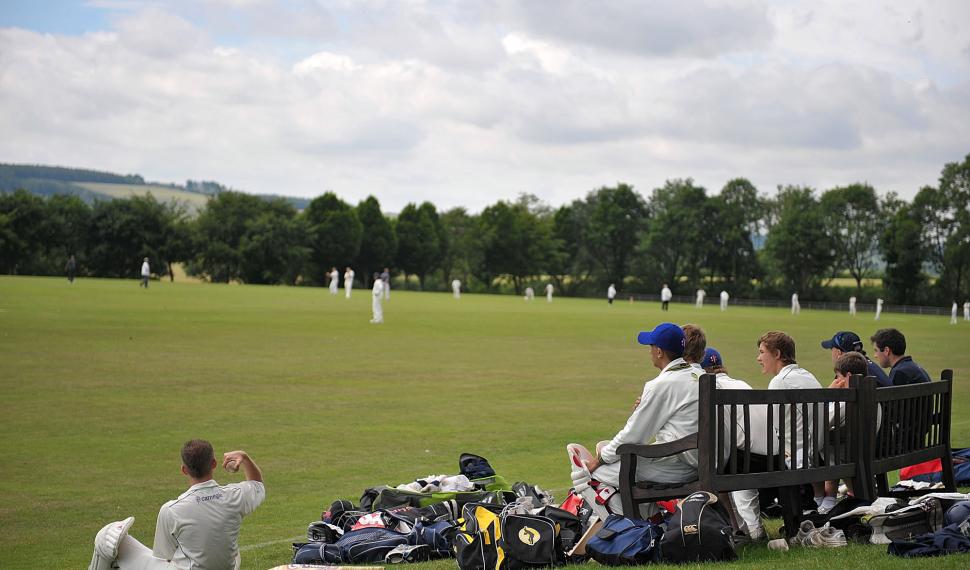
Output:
[568, 322, 699, 519]
[89, 440, 265, 570]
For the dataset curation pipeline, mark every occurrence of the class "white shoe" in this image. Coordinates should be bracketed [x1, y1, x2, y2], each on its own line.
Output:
[90, 517, 134, 570]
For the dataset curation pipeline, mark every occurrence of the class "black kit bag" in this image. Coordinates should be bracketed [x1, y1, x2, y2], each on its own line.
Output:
[337, 527, 411, 563]
[500, 512, 567, 568]
[661, 491, 737, 563]
[454, 503, 506, 570]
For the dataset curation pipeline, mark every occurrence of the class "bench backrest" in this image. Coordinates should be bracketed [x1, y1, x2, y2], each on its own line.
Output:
[697, 374, 867, 496]
[859, 369, 954, 495]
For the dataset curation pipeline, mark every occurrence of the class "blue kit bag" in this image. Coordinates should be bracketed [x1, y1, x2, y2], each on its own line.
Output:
[585, 515, 663, 566]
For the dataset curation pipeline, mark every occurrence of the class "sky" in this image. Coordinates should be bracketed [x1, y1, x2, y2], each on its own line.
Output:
[1, 0, 968, 212]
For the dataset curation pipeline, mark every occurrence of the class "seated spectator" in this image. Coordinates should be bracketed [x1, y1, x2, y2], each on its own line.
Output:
[870, 328, 931, 386]
[569, 323, 699, 519]
[813, 351, 870, 513]
[820, 330, 890, 386]
[699, 347, 766, 540]
[757, 331, 826, 509]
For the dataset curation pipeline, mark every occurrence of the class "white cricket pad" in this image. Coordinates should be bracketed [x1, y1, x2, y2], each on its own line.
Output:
[94, 516, 135, 560]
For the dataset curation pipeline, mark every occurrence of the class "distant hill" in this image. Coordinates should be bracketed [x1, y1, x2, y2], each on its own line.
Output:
[0, 163, 311, 212]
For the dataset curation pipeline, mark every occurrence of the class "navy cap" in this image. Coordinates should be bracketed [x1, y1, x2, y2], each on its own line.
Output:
[637, 322, 685, 356]
[821, 331, 864, 353]
[701, 347, 723, 369]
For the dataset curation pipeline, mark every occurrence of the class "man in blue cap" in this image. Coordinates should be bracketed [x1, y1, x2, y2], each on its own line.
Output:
[821, 331, 890, 387]
[568, 322, 700, 518]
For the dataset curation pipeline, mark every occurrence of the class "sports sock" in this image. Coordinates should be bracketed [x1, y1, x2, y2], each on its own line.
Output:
[819, 496, 837, 513]
[814, 496, 824, 508]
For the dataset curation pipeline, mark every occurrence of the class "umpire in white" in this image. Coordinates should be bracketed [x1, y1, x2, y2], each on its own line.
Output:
[89, 439, 265, 570]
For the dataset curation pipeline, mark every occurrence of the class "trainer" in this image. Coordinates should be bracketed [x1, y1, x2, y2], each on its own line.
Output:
[820, 330, 890, 386]
[90, 440, 265, 570]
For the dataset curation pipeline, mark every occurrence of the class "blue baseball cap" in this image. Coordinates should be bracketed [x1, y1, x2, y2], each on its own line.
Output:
[637, 323, 685, 355]
[701, 348, 723, 369]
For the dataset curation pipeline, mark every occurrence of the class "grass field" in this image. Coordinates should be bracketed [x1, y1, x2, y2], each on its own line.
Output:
[1, 276, 968, 569]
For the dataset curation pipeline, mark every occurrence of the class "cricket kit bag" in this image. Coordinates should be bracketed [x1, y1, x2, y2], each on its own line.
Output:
[293, 527, 410, 565]
[584, 514, 663, 566]
[660, 491, 737, 563]
[454, 503, 570, 570]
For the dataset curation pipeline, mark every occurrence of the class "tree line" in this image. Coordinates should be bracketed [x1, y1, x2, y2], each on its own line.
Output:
[2, 154, 968, 305]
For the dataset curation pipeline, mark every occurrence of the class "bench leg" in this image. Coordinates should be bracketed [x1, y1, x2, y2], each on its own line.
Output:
[779, 486, 802, 539]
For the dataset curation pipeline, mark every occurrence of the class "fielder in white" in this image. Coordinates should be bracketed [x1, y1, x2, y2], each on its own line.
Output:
[140, 257, 150, 288]
[965, 301, 970, 321]
[567, 323, 699, 518]
[370, 273, 384, 323]
[952, 302, 958, 325]
[719, 290, 729, 311]
[452, 279, 461, 299]
[89, 440, 264, 570]
[524, 287, 534, 301]
[328, 267, 339, 295]
[849, 296, 856, 316]
[875, 298, 884, 320]
[791, 292, 800, 315]
[545, 283, 554, 302]
[381, 268, 391, 300]
[695, 289, 705, 308]
[607, 283, 617, 305]
[344, 267, 355, 298]
[660, 284, 672, 311]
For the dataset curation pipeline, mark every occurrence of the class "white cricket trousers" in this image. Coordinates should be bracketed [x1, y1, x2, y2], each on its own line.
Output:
[372, 296, 383, 323]
[112, 535, 242, 570]
[345, 283, 353, 298]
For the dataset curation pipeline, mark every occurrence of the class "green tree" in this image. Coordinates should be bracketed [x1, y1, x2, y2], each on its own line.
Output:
[192, 191, 267, 282]
[395, 202, 442, 289]
[705, 178, 761, 295]
[87, 194, 179, 278]
[914, 154, 970, 302]
[547, 202, 594, 296]
[440, 207, 482, 288]
[0, 189, 46, 274]
[583, 183, 647, 286]
[354, 196, 397, 287]
[880, 194, 926, 304]
[238, 200, 309, 285]
[638, 179, 707, 289]
[303, 193, 362, 286]
[763, 186, 835, 295]
[478, 197, 553, 294]
[819, 183, 883, 291]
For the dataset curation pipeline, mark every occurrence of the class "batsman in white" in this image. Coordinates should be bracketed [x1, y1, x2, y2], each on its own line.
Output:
[719, 290, 729, 311]
[875, 298, 884, 320]
[567, 323, 698, 519]
[343, 267, 355, 299]
[89, 440, 264, 570]
[328, 267, 339, 295]
[790, 292, 800, 315]
[545, 283, 554, 302]
[695, 289, 705, 308]
[452, 279, 461, 299]
[952, 302, 958, 325]
[849, 296, 856, 316]
[370, 273, 384, 324]
[965, 301, 970, 321]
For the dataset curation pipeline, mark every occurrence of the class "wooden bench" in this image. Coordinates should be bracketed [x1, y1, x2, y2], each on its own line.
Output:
[617, 371, 956, 536]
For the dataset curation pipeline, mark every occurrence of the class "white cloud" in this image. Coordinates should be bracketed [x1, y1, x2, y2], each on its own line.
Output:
[0, 1, 967, 212]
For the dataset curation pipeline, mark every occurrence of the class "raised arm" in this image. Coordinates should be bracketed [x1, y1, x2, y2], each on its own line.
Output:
[223, 450, 263, 482]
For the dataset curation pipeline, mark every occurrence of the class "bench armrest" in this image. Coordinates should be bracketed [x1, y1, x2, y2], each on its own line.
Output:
[617, 433, 698, 459]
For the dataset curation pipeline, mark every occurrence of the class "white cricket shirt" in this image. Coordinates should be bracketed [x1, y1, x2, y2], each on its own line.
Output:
[153, 479, 265, 570]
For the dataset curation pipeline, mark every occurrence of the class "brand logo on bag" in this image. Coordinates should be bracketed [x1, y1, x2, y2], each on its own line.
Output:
[518, 527, 540, 546]
[683, 524, 699, 534]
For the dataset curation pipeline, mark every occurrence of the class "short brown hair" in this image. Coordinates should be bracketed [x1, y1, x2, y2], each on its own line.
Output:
[681, 324, 707, 364]
[757, 331, 796, 365]
[834, 351, 868, 377]
[181, 439, 215, 478]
